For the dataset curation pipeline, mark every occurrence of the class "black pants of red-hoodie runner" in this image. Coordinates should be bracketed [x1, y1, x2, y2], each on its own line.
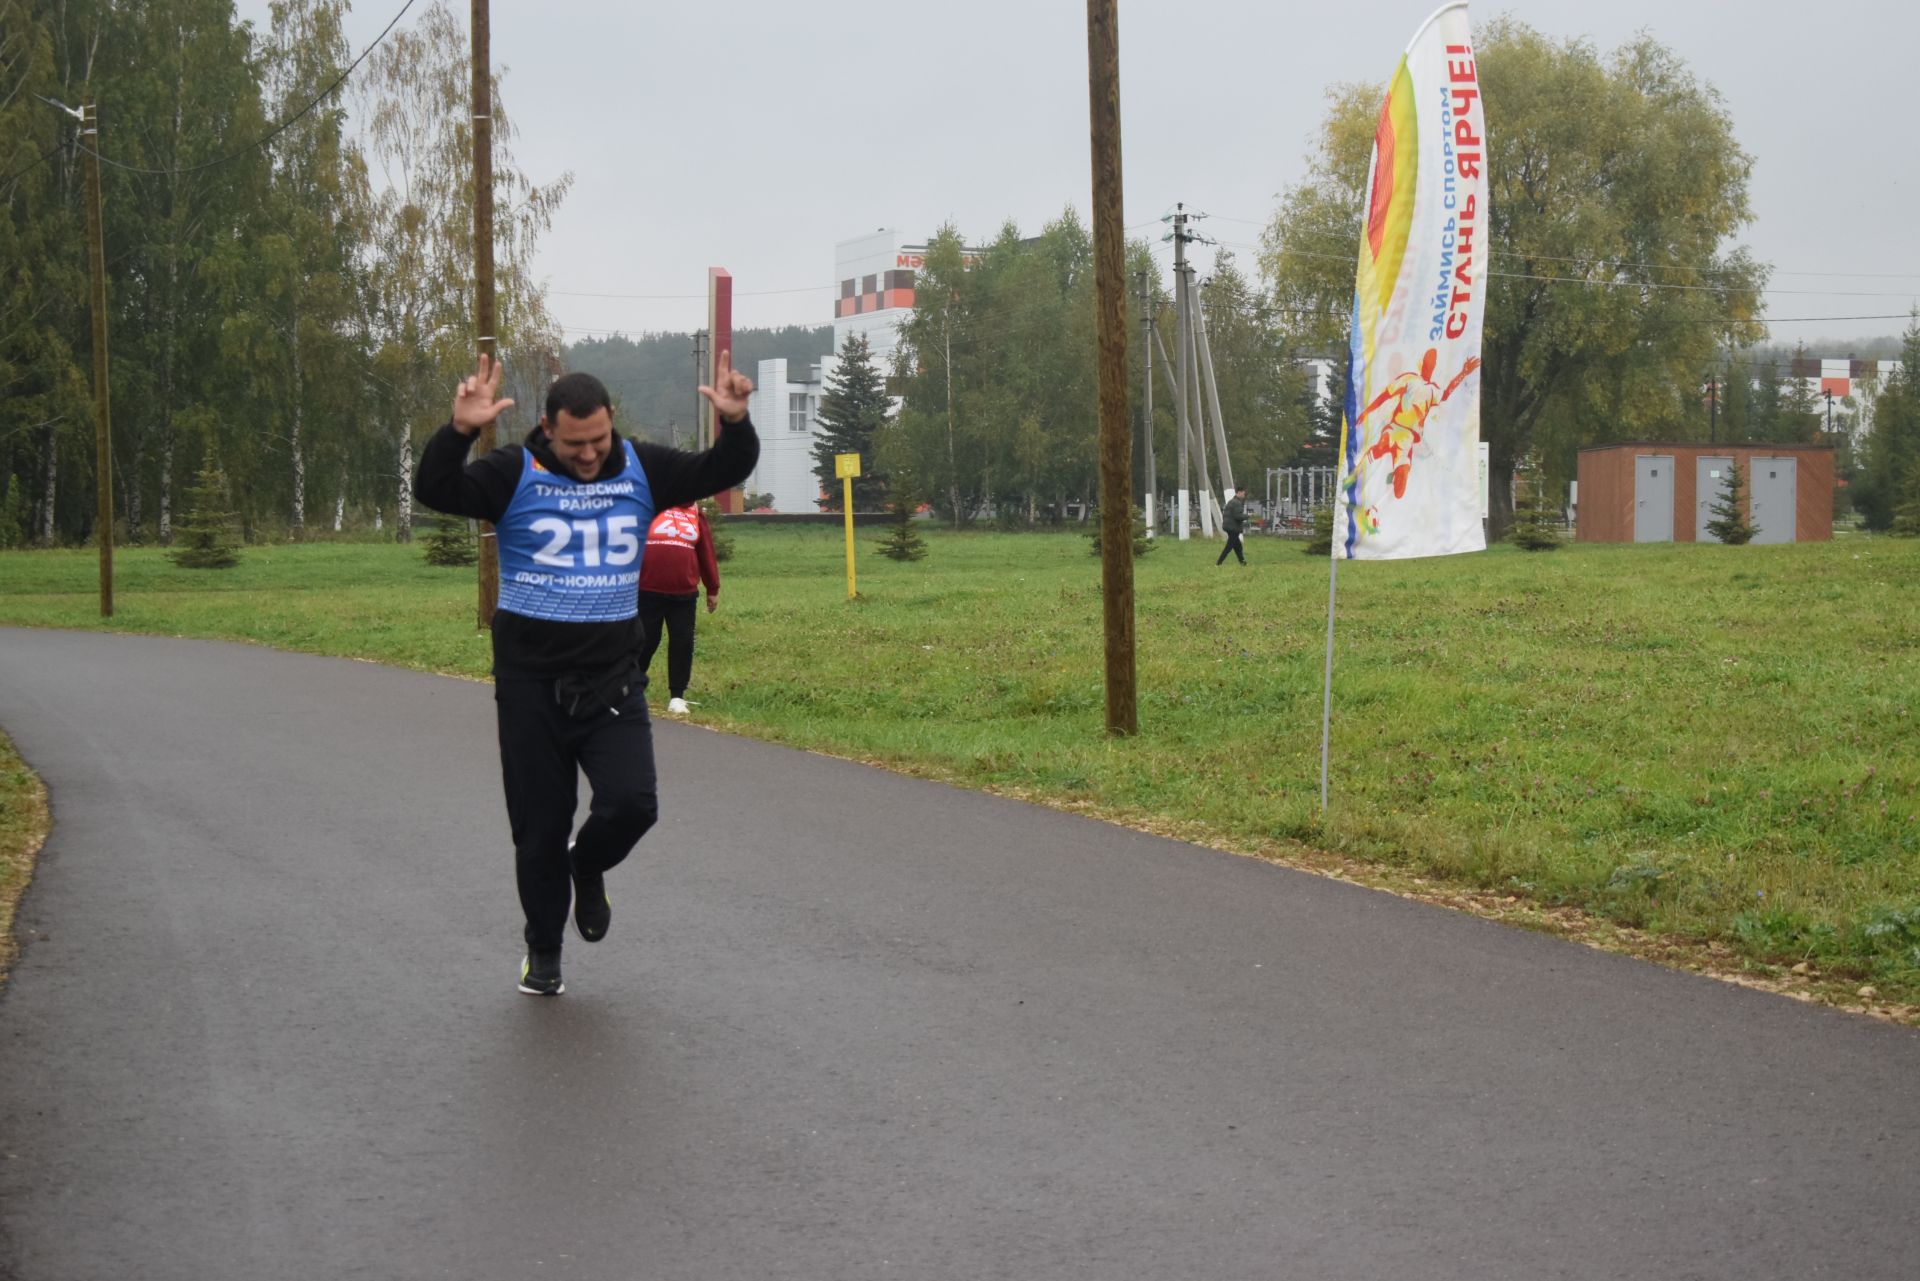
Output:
[495, 676, 657, 952]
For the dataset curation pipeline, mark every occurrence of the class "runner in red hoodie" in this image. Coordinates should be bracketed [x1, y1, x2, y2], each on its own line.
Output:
[637, 504, 720, 715]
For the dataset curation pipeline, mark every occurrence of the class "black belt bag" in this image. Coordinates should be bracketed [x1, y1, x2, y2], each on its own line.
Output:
[554, 656, 639, 721]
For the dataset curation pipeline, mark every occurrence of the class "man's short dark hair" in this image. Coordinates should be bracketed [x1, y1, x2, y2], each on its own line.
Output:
[546, 372, 612, 426]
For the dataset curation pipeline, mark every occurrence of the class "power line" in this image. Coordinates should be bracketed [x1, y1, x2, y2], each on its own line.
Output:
[79, 0, 419, 179]
[1216, 237, 1920, 300]
[1209, 213, 1920, 282]
[0, 142, 66, 187]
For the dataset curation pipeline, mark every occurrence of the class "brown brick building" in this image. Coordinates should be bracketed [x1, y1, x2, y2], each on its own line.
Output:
[1575, 443, 1833, 544]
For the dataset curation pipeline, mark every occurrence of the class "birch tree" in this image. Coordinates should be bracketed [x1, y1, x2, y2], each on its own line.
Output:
[355, 0, 568, 540]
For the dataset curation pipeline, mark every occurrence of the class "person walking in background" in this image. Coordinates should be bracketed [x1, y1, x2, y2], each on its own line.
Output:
[638, 504, 720, 716]
[1217, 485, 1249, 565]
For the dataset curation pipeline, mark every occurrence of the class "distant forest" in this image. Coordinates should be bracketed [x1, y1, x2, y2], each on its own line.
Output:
[567, 327, 836, 445]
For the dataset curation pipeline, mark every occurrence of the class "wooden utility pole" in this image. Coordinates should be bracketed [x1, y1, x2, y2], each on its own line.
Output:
[81, 100, 112, 617]
[692, 330, 708, 447]
[1086, 0, 1136, 736]
[471, 0, 499, 627]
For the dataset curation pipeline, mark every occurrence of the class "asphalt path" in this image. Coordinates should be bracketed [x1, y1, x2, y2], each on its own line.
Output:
[0, 628, 1915, 1280]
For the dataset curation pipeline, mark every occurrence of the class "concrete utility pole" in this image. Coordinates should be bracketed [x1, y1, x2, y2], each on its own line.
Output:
[471, 0, 498, 627]
[1180, 262, 1215, 538]
[1171, 207, 1191, 540]
[1087, 0, 1136, 736]
[1192, 278, 1234, 497]
[81, 100, 112, 617]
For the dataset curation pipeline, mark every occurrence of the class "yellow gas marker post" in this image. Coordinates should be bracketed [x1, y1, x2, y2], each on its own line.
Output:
[836, 452, 861, 599]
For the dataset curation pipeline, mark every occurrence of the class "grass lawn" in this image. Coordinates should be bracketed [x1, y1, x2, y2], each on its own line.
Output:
[0, 729, 49, 983]
[2, 527, 1916, 1009]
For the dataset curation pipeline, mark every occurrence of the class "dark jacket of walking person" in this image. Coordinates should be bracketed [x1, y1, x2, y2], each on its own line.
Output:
[413, 352, 759, 996]
[637, 504, 720, 717]
[1217, 487, 1249, 565]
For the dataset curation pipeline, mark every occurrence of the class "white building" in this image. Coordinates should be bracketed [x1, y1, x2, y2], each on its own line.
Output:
[745, 229, 978, 512]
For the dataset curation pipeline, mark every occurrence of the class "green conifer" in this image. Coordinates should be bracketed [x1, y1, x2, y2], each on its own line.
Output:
[1507, 483, 1565, 551]
[1304, 503, 1334, 556]
[698, 497, 734, 562]
[1891, 458, 1920, 537]
[1087, 504, 1156, 558]
[1704, 459, 1756, 544]
[423, 514, 476, 566]
[875, 487, 929, 562]
[169, 465, 243, 569]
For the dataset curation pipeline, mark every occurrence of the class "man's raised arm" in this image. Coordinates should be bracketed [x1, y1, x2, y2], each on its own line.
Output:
[413, 352, 521, 523]
[639, 350, 763, 510]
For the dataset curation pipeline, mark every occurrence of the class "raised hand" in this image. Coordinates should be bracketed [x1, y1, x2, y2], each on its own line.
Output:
[697, 349, 754, 425]
[451, 352, 517, 436]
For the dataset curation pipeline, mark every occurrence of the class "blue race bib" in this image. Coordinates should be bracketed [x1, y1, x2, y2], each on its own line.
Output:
[496, 441, 656, 623]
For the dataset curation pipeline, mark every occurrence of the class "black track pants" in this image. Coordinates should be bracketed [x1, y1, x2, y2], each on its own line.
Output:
[1216, 530, 1246, 565]
[637, 591, 699, 699]
[495, 677, 658, 952]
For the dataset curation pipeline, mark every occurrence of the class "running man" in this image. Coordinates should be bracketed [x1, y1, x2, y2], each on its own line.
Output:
[414, 352, 759, 995]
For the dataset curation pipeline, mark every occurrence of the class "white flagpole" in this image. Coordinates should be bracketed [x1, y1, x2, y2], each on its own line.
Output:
[1319, 543, 1339, 811]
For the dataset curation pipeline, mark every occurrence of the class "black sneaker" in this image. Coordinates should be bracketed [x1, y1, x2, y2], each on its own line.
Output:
[518, 950, 564, 996]
[573, 874, 611, 944]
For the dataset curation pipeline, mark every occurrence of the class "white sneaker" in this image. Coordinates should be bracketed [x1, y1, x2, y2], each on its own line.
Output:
[667, 697, 690, 715]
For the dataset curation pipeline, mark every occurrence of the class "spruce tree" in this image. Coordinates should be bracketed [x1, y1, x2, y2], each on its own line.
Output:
[697, 497, 733, 562]
[169, 465, 243, 569]
[1086, 504, 1156, 558]
[1891, 458, 1920, 537]
[1507, 473, 1564, 551]
[874, 487, 929, 562]
[811, 334, 891, 511]
[1704, 459, 1756, 544]
[1304, 502, 1334, 556]
[423, 514, 476, 566]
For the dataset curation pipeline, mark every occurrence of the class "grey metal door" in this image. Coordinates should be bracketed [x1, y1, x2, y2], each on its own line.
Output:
[1634, 455, 1674, 543]
[1750, 457, 1797, 544]
[1696, 456, 1734, 541]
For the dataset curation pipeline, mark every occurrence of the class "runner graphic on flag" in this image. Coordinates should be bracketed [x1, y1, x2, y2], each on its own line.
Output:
[1335, 2, 1489, 560]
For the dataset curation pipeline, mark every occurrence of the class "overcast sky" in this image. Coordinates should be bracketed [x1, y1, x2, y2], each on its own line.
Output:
[234, 0, 1918, 351]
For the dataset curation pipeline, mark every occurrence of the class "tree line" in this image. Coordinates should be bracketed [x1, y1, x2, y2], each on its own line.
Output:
[810, 20, 1913, 537]
[5, 8, 1910, 547]
[1, 0, 566, 548]
[810, 212, 1325, 527]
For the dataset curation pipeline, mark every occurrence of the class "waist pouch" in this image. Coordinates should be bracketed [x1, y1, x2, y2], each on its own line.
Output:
[554, 656, 639, 721]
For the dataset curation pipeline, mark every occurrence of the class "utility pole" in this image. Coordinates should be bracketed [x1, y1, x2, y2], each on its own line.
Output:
[79, 100, 112, 617]
[1171, 206, 1191, 540]
[1137, 270, 1156, 538]
[1181, 261, 1215, 537]
[1707, 375, 1718, 444]
[1192, 276, 1234, 497]
[1086, 0, 1136, 736]
[471, 0, 498, 627]
[692, 329, 708, 445]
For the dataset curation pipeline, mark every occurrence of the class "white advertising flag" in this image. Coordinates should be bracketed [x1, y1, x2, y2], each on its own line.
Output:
[1333, 2, 1489, 560]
